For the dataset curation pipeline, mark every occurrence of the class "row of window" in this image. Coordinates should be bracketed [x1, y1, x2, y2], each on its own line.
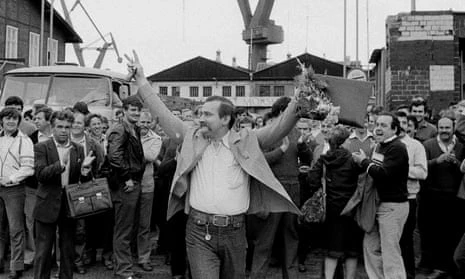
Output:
[158, 85, 285, 98]
[159, 85, 246, 97]
[5, 25, 58, 66]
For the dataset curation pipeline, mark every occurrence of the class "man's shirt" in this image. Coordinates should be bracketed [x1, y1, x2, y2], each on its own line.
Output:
[190, 132, 250, 215]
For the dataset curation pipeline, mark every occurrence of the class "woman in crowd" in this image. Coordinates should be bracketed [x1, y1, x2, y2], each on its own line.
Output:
[308, 125, 363, 279]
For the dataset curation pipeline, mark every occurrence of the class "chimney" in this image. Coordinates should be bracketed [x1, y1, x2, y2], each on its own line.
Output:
[411, 0, 416, 11]
[232, 57, 237, 67]
[216, 50, 222, 63]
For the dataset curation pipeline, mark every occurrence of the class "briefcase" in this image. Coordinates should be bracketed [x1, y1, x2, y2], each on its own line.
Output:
[65, 178, 113, 218]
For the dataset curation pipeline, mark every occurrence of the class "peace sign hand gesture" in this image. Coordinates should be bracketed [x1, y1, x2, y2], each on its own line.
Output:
[124, 50, 147, 86]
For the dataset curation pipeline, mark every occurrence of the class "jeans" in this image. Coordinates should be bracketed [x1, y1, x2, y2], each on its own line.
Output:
[0, 198, 7, 266]
[24, 186, 36, 265]
[112, 183, 141, 277]
[135, 191, 154, 264]
[0, 184, 26, 271]
[186, 213, 247, 279]
[364, 202, 409, 279]
[249, 212, 299, 279]
[400, 199, 417, 279]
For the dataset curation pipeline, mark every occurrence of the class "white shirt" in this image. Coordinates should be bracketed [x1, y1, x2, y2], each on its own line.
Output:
[54, 139, 72, 186]
[190, 132, 250, 215]
[400, 135, 428, 199]
[0, 130, 34, 185]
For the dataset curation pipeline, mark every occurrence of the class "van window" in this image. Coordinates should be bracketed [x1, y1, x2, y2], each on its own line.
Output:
[48, 76, 110, 107]
[2, 75, 49, 106]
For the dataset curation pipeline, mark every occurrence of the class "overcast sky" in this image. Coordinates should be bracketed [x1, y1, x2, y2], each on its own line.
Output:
[57, 0, 464, 75]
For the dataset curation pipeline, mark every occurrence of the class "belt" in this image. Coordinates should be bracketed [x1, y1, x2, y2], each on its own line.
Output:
[190, 208, 245, 227]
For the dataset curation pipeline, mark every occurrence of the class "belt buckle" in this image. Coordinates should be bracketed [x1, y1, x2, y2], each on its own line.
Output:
[212, 215, 229, 227]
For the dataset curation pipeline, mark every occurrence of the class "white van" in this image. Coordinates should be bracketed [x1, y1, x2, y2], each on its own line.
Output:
[0, 65, 135, 123]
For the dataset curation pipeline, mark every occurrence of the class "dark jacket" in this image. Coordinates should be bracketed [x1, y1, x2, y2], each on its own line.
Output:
[422, 137, 465, 196]
[309, 147, 362, 215]
[33, 140, 90, 223]
[107, 120, 145, 188]
[361, 137, 409, 202]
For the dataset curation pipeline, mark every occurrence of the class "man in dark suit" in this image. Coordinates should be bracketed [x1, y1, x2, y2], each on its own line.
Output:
[33, 110, 95, 279]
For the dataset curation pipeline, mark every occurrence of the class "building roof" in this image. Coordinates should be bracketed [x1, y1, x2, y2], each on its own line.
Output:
[253, 53, 346, 80]
[369, 48, 383, 64]
[31, 0, 82, 43]
[148, 56, 250, 82]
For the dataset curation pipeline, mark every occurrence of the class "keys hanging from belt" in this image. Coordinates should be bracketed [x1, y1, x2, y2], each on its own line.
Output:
[205, 223, 211, 241]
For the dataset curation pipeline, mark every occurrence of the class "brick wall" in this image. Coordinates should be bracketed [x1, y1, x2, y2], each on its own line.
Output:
[384, 11, 461, 113]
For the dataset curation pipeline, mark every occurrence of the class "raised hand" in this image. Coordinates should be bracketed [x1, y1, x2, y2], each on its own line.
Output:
[82, 150, 96, 168]
[124, 50, 146, 86]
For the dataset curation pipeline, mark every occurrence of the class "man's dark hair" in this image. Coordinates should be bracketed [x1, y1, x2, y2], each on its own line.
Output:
[50, 110, 74, 127]
[33, 103, 47, 112]
[270, 96, 291, 118]
[394, 111, 408, 119]
[0, 107, 22, 126]
[263, 112, 273, 125]
[122, 95, 143, 110]
[24, 109, 33, 120]
[396, 104, 409, 111]
[73, 101, 90, 115]
[235, 107, 247, 116]
[409, 97, 428, 112]
[35, 107, 54, 121]
[205, 96, 235, 129]
[379, 111, 401, 135]
[85, 113, 103, 127]
[238, 116, 255, 128]
[407, 115, 419, 130]
[5, 96, 24, 110]
[101, 115, 109, 124]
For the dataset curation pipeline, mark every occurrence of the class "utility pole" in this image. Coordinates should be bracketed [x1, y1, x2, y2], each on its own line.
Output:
[343, 0, 347, 77]
[40, 0, 45, 66]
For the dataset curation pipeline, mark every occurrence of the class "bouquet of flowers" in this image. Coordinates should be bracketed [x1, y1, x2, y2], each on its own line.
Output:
[294, 58, 339, 120]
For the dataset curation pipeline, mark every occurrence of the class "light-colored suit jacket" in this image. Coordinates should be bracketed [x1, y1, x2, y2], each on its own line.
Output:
[138, 83, 301, 219]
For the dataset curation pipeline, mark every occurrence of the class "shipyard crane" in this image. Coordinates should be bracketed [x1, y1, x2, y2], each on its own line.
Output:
[237, 0, 283, 71]
[60, 0, 123, 68]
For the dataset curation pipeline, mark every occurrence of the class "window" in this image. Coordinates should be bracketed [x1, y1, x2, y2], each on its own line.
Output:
[274, 86, 285, 96]
[29, 32, 40, 66]
[203, 86, 212, 97]
[5, 25, 18, 58]
[171, 86, 180, 97]
[159, 86, 168, 95]
[222, 86, 232, 97]
[189, 86, 199, 97]
[236, 86, 245, 97]
[47, 38, 58, 65]
[259, 85, 271, 96]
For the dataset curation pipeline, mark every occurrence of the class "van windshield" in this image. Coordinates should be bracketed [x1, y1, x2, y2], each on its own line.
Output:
[1, 75, 113, 107]
[1, 75, 49, 106]
[48, 76, 110, 107]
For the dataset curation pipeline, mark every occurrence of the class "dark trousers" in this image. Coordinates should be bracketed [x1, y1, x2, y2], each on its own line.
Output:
[418, 192, 465, 272]
[168, 211, 188, 277]
[250, 212, 299, 279]
[400, 199, 417, 279]
[454, 232, 465, 277]
[85, 209, 114, 262]
[186, 213, 246, 279]
[112, 184, 141, 277]
[33, 208, 76, 279]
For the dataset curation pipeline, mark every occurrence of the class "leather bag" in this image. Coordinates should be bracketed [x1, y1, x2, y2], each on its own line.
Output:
[65, 177, 113, 218]
[300, 164, 326, 223]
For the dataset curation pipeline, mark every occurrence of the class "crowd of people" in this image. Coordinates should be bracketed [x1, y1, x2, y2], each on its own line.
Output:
[1, 53, 465, 279]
